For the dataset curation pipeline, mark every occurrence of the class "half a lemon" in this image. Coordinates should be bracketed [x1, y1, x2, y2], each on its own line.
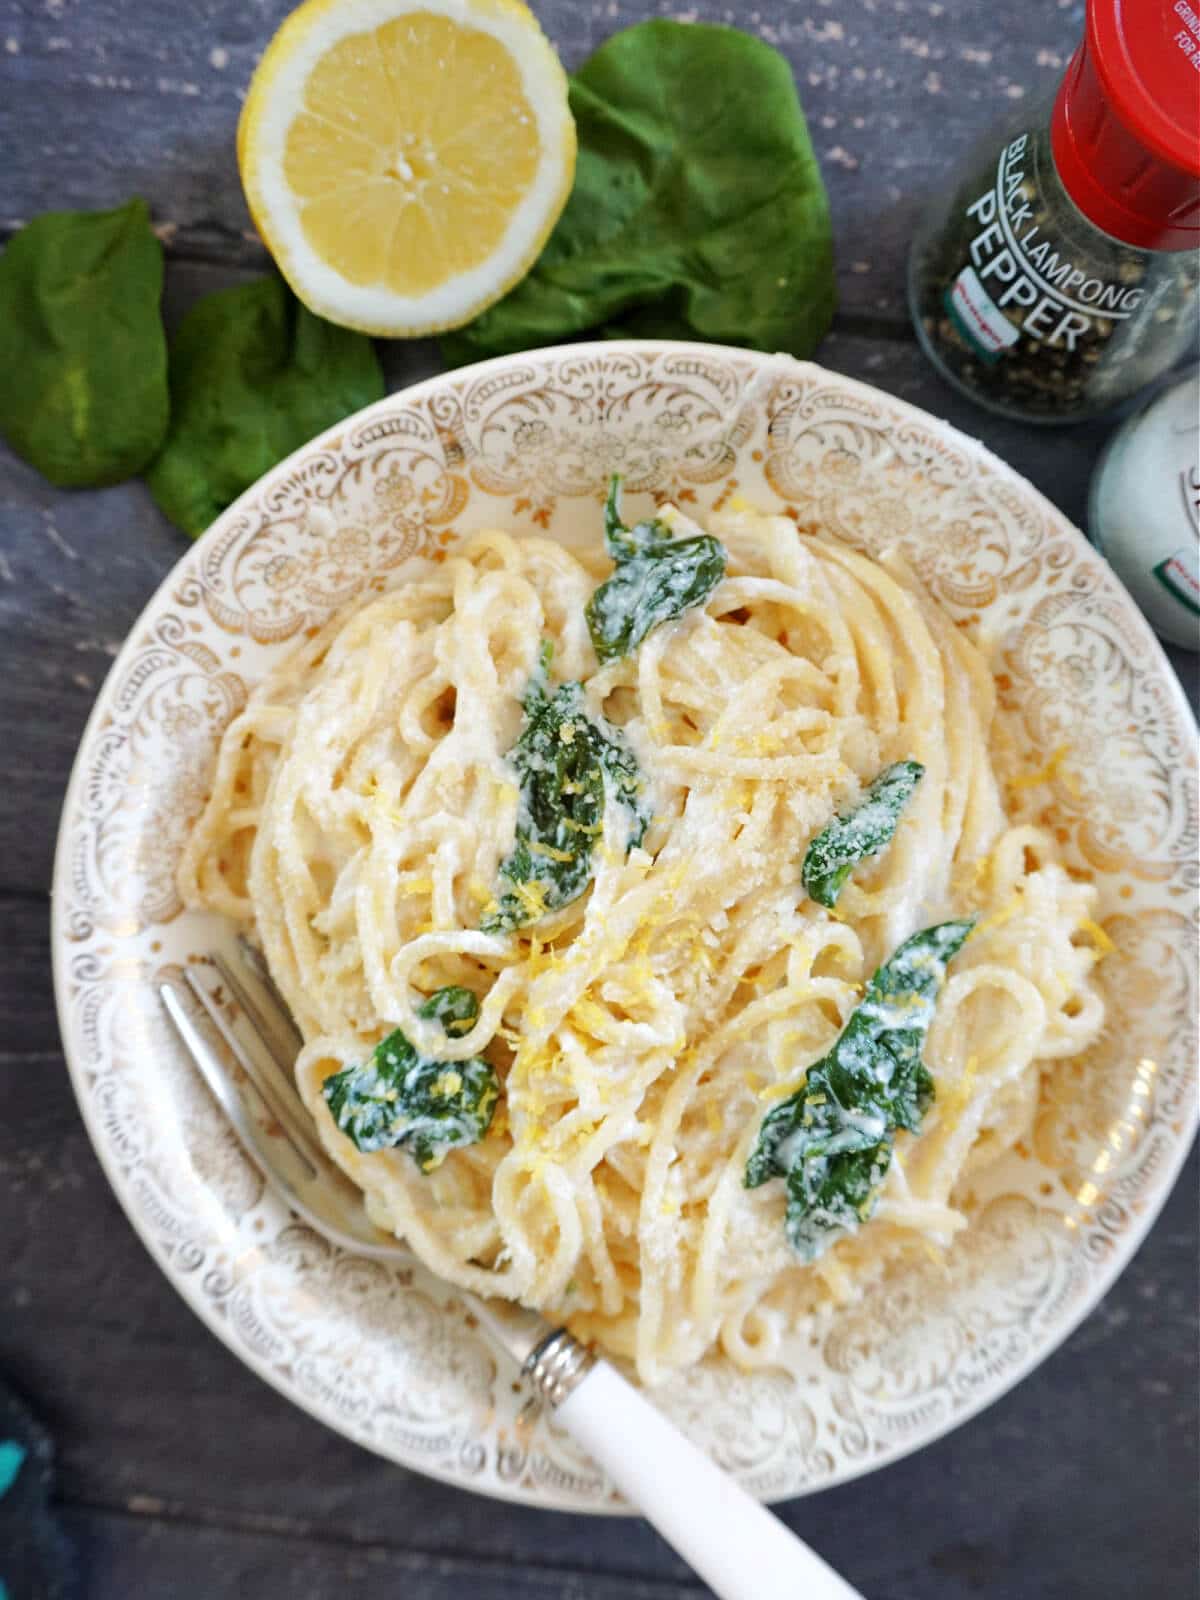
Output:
[238, 0, 576, 335]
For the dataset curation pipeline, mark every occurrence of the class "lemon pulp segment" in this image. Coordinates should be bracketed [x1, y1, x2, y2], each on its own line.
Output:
[284, 16, 542, 295]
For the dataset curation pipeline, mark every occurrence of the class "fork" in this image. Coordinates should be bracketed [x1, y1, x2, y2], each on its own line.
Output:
[160, 941, 865, 1600]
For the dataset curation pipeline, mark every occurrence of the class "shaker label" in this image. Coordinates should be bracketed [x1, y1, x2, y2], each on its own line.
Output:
[961, 134, 1144, 353]
[1180, 464, 1200, 537]
[1153, 545, 1200, 618]
[1159, 464, 1200, 618]
[946, 266, 1020, 359]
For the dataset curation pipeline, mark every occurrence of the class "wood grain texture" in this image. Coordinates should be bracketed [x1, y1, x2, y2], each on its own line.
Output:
[59, 1508, 704, 1600]
[1, 6, 1197, 1595]
[0, 0, 1084, 323]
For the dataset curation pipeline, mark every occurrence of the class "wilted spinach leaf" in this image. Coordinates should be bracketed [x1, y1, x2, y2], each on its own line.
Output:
[146, 274, 383, 537]
[323, 986, 497, 1170]
[440, 21, 836, 365]
[483, 642, 650, 934]
[0, 199, 169, 487]
[746, 919, 975, 1260]
[416, 985, 480, 1038]
[803, 761, 925, 909]
[586, 476, 727, 662]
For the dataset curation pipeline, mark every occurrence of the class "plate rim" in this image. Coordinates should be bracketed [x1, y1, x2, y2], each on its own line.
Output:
[51, 337, 1200, 1509]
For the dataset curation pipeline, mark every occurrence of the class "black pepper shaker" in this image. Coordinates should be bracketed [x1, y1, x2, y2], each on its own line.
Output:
[909, 0, 1200, 423]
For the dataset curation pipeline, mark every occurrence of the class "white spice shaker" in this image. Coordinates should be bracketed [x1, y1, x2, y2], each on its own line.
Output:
[1089, 371, 1199, 651]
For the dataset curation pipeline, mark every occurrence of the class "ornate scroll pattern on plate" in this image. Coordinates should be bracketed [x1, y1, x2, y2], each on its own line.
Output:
[461, 348, 758, 523]
[1001, 584, 1198, 884]
[1034, 909, 1197, 1194]
[176, 438, 461, 645]
[61, 621, 245, 937]
[820, 1194, 1089, 1460]
[54, 347, 1198, 1510]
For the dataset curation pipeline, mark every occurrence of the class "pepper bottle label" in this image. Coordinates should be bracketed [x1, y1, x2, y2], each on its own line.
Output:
[952, 134, 1145, 361]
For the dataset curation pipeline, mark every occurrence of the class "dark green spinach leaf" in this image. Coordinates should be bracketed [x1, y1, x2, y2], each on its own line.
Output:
[0, 199, 169, 487]
[146, 274, 383, 537]
[483, 642, 650, 933]
[802, 761, 925, 909]
[586, 475, 727, 662]
[746, 919, 975, 1260]
[441, 21, 835, 365]
[416, 986, 480, 1038]
[323, 986, 497, 1169]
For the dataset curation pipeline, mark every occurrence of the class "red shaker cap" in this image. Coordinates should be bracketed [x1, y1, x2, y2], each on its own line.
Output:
[1051, 0, 1200, 251]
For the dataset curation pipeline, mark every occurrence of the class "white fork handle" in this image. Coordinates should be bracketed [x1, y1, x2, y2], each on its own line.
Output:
[555, 1360, 866, 1600]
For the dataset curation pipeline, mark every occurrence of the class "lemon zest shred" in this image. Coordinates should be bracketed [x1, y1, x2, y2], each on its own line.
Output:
[760, 1073, 806, 1103]
[529, 841, 575, 863]
[1009, 743, 1071, 791]
[1077, 917, 1115, 957]
[970, 894, 1023, 940]
[938, 1053, 979, 1127]
[512, 879, 548, 920]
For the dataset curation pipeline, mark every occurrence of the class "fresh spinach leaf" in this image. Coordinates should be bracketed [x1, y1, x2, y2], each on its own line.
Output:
[802, 761, 925, 909]
[586, 476, 727, 662]
[440, 21, 835, 365]
[323, 986, 497, 1169]
[746, 919, 975, 1260]
[482, 642, 650, 933]
[416, 986, 480, 1038]
[146, 274, 383, 537]
[602, 471, 661, 560]
[0, 199, 169, 487]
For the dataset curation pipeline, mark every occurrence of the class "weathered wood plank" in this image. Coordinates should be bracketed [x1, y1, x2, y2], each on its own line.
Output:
[57, 1474, 1200, 1600]
[0, 0, 1083, 324]
[1, 994, 1195, 1596]
[0, 898, 53, 1049]
[59, 1508, 704, 1600]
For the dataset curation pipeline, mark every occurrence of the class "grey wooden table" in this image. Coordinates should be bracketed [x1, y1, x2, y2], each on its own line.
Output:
[1, 2, 1197, 1596]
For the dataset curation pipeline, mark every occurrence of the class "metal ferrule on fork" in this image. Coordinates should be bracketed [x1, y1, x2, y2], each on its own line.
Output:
[523, 1326, 595, 1407]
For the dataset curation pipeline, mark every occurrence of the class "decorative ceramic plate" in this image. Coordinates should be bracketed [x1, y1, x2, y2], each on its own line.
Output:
[52, 343, 1198, 1509]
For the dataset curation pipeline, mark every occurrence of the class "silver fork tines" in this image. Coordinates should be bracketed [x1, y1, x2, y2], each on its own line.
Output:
[159, 942, 589, 1401]
[159, 953, 400, 1257]
[201, 954, 320, 1173]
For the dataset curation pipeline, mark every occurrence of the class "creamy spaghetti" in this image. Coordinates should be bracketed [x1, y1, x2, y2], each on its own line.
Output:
[179, 502, 1107, 1384]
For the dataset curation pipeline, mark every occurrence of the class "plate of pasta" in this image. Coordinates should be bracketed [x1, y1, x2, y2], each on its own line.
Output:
[53, 343, 1197, 1507]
